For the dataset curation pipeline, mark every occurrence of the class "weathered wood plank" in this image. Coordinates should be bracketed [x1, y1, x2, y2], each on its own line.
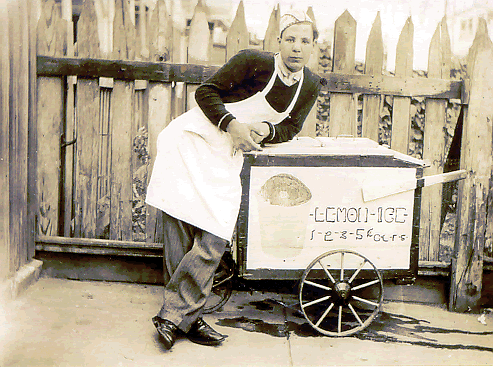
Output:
[108, 0, 136, 241]
[135, 0, 147, 60]
[36, 0, 65, 238]
[187, 0, 210, 65]
[110, 81, 134, 241]
[18, 0, 30, 265]
[0, 4, 10, 279]
[263, 5, 279, 52]
[145, 0, 173, 244]
[74, 4, 100, 238]
[329, 10, 357, 137]
[61, 0, 75, 236]
[36, 77, 63, 237]
[36, 235, 163, 257]
[77, 0, 100, 58]
[171, 2, 186, 64]
[391, 17, 414, 154]
[37, 0, 66, 57]
[27, 0, 39, 260]
[95, 86, 112, 238]
[61, 0, 74, 56]
[132, 81, 148, 242]
[450, 19, 493, 312]
[319, 72, 460, 98]
[420, 18, 451, 262]
[113, 0, 135, 60]
[185, 0, 210, 115]
[146, 82, 172, 243]
[362, 12, 383, 142]
[94, 0, 114, 58]
[487, 171, 493, 258]
[148, 0, 172, 63]
[298, 7, 318, 138]
[36, 55, 462, 99]
[226, 1, 248, 62]
[9, 0, 22, 273]
[74, 78, 100, 238]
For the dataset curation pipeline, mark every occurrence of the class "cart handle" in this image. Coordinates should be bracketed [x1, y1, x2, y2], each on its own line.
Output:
[362, 170, 468, 202]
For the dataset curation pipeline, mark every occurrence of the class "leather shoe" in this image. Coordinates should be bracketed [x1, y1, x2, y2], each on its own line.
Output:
[152, 316, 180, 350]
[186, 318, 227, 346]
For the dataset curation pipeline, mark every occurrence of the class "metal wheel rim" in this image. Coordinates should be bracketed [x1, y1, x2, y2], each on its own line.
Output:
[203, 279, 233, 313]
[299, 249, 383, 337]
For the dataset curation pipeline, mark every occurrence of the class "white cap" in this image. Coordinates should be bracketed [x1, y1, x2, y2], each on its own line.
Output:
[279, 8, 317, 39]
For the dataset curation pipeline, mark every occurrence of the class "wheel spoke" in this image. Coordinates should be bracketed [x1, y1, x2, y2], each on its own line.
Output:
[318, 260, 336, 284]
[352, 295, 379, 307]
[340, 252, 345, 281]
[304, 279, 332, 292]
[338, 306, 342, 334]
[348, 303, 364, 326]
[348, 260, 367, 283]
[315, 302, 335, 327]
[301, 295, 331, 309]
[351, 279, 381, 291]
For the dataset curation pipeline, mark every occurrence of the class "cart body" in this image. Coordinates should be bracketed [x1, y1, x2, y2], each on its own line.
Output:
[236, 137, 424, 282]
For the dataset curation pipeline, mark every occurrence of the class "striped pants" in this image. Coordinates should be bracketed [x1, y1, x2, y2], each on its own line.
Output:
[157, 211, 228, 333]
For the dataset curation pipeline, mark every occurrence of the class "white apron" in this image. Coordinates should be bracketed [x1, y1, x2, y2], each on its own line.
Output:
[146, 61, 304, 240]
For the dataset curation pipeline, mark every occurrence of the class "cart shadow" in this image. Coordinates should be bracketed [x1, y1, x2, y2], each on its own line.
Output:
[216, 299, 493, 353]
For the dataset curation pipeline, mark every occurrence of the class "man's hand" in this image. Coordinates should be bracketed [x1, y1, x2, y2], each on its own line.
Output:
[249, 122, 270, 144]
[226, 119, 262, 153]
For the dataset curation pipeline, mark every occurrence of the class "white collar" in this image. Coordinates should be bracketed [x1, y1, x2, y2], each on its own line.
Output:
[275, 53, 303, 87]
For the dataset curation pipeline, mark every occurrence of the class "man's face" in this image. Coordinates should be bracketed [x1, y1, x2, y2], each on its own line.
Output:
[278, 23, 314, 72]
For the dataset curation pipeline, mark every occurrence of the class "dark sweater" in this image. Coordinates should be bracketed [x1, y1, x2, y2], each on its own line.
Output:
[195, 49, 323, 144]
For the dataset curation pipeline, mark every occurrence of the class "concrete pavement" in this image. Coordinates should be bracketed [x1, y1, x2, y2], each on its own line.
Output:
[1, 277, 492, 366]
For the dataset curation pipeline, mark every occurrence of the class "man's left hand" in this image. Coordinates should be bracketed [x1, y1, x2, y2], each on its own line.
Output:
[249, 122, 270, 144]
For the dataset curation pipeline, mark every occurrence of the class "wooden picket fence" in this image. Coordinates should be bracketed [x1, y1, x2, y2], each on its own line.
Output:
[33, 0, 493, 310]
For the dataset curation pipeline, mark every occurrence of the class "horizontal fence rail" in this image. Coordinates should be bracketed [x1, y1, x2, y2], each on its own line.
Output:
[37, 55, 463, 99]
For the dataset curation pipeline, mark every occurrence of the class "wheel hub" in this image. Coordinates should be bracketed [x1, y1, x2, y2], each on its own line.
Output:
[335, 282, 351, 300]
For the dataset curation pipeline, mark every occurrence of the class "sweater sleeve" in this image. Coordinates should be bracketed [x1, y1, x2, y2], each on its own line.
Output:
[195, 49, 258, 131]
[264, 75, 322, 144]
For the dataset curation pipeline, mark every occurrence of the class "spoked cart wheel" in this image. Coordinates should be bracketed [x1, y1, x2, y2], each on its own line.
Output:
[299, 249, 383, 336]
[203, 251, 235, 314]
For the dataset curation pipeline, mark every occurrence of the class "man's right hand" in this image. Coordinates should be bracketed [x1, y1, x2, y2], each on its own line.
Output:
[226, 119, 262, 153]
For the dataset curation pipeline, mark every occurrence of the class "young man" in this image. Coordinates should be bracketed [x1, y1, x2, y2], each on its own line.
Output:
[146, 9, 322, 350]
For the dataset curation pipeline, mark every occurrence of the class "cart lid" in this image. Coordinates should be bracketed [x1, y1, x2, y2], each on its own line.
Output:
[254, 137, 425, 166]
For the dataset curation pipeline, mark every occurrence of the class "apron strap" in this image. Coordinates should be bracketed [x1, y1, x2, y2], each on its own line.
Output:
[268, 54, 304, 117]
[262, 62, 279, 95]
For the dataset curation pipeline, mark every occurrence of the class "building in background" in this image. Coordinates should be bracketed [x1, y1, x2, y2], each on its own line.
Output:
[448, 2, 493, 57]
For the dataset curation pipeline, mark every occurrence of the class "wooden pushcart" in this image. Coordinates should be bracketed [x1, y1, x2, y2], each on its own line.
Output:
[205, 137, 465, 337]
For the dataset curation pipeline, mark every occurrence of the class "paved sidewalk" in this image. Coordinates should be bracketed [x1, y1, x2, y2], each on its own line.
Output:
[1, 277, 492, 366]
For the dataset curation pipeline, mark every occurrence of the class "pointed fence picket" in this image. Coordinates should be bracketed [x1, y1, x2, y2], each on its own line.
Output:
[298, 6, 319, 138]
[361, 12, 383, 142]
[226, 1, 248, 62]
[32, 0, 493, 310]
[61, 0, 76, 237]
[263, 5, 280, 53]
[185, 0, 209, 111]
[145, 0, 173, 244]
[391, 17, 414, 154]
[449, 19, 493, 312]
[419, 18, 452, 262]
[329, 10, 357, 137]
